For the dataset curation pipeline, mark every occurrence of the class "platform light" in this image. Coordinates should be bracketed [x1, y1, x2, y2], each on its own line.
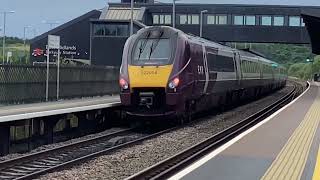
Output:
[1, 11, 15, 64]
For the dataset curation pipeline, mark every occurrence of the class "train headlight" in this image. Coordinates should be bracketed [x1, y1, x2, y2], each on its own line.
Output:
[119, 78, 129, 90]
[168, 77, 180, 89]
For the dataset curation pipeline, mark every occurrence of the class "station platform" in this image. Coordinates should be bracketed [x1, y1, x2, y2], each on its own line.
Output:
[170, 82, 320, 180]
[0, 95, 120, 123]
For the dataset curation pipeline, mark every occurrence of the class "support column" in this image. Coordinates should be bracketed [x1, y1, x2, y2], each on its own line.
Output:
[0, 123, 10, 156]
[43, 116, 60, 144]
[77, 112, 89, 135]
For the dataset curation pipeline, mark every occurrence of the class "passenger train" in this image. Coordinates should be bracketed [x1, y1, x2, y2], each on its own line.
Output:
[119, 26, 287, 121]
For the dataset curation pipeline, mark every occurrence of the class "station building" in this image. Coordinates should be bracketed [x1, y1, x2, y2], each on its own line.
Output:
[30, 0, 320, 66]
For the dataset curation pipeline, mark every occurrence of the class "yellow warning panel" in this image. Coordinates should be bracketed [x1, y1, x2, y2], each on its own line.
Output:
[313, 145, 320, 180]
[262, 89, 320, 180]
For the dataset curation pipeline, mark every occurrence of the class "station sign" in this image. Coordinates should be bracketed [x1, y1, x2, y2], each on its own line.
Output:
[48, 35, 60, 49]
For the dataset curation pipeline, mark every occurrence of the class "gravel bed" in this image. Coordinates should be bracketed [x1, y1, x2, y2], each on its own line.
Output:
[0, 127, 126, 162]
[38, 84, 294, 180]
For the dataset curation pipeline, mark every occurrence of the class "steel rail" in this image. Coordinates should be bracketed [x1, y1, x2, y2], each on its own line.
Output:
[126, 83, 300, 180]
[0, 125, 181, 180]
[0, 128, 136, 180]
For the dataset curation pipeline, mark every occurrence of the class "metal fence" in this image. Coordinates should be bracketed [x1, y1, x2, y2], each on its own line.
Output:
[0, 65, 119, 104]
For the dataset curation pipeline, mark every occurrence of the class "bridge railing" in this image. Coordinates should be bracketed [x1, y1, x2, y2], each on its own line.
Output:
[0, 65, 119, 104]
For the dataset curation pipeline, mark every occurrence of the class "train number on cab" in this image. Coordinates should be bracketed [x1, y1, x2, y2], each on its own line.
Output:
[198, 65, 204, 75]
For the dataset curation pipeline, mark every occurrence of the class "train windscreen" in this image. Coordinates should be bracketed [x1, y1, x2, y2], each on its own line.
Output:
[132, 38, 171, 66]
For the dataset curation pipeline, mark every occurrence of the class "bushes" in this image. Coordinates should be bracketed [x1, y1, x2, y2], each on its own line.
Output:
[288, 56, 320, 80]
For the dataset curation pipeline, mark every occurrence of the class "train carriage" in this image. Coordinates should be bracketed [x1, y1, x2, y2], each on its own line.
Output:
[119, 26, 287, 122]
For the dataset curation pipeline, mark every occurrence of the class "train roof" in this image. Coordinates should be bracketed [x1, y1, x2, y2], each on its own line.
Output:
[136, 26, 284, 69]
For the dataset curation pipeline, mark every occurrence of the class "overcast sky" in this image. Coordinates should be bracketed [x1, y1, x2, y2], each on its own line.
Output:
[1, 0, 319, 38]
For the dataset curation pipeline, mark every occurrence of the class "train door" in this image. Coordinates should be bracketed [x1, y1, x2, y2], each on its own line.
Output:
[233, 51, 241, 86]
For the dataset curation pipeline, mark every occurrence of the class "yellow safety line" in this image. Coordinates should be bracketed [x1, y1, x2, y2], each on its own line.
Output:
[313, 145, 320, 180]
[262, 89, 320, 180]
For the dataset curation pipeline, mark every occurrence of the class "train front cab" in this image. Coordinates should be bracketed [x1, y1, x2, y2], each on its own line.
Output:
[119, 27, 190, 118]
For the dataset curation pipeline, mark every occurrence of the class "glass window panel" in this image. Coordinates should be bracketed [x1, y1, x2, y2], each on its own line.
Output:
[301, 18, 305, 26]
[153, 15, 159, 24]
[116, 25, 128, 36]
[217, 15, 227, 24]
[133, 39, 171, 65]
[245, 16, 256, 25]
[289, 16, 300, 26]
[159, 15, 164, 24]
[192, 15, 199, 24]
[187, 15, 192, 24]
[207, 15, 215, 24]
[261, 16, 272, 26]
[105, 25, 116, 36]
[94, 24, 105, 36]
[179, 15, 187, 24]
[207, 54, 235, 72]
[273, 16, 284, 26]
[234, 15, 244, 25]
[165, 15, 171, 24]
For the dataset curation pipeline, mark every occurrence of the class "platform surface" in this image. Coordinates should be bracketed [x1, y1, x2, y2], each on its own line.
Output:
[170, 82, 320, 180]
[0, 95, 120, 123]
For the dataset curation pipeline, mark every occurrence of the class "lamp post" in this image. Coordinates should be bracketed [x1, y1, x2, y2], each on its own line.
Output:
[130, 0, 134, 36]
[172, 0, 181, 28]
[23, 26, 32, 64]
[1, 11, 15, 64]
[200, 10, 208, 38]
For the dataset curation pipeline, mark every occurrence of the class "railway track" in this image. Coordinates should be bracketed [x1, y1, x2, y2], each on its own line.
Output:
[0, 126, 178, 180]
[126, 82, 302, 180]
[0, 82, 303, 180]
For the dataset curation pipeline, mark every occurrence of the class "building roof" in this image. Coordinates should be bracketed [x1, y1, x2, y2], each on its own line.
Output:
[30, 10, 101, 44]
[99, 7, 145, 21]
[109, 2, 320, 9]
[302, 8, 320, 54]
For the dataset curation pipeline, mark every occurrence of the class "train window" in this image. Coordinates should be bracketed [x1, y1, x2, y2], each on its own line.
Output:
[132, 38, 171, 65]
[247, 61, 250, 73]
[207, 53, 235, 72]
